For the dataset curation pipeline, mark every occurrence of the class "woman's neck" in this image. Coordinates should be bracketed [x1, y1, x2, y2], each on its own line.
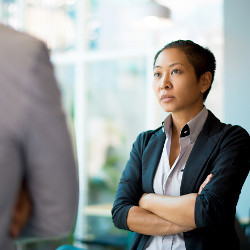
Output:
[171, 106, 204, 135]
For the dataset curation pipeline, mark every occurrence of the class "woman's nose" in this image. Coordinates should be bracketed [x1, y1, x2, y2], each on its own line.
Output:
[160, 76, 171, 89]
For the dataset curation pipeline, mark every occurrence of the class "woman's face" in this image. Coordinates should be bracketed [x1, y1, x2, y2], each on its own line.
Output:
[153, 48, 206, 115]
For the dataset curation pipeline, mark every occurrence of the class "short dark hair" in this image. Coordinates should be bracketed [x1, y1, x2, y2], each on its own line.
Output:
[153, 40, 216, 101]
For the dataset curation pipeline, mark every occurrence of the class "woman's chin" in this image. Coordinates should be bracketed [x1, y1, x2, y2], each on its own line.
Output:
[160, 103, 175, 113]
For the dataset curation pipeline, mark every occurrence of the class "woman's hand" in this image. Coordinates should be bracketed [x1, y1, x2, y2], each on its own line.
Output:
[9, 182, 32, 238]
[139, 193, 148, 209]
[198, 174, 213, 195]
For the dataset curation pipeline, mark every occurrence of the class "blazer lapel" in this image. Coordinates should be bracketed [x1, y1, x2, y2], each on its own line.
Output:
[180, 111, 225, 194]
[142, 129, 166, 193]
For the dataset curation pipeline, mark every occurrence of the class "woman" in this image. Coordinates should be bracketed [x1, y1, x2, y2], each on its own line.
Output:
[111, 40, 250, 250]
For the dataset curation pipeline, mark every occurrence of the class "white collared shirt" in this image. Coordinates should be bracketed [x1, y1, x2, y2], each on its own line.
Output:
[145, 107, 208, 250]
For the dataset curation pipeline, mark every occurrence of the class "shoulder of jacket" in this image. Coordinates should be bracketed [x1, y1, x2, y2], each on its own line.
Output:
[0, 24, 46, 57]
[220, 122, 249, 138]
[207, 110, 249, 136]
[213, 123, 250, 155]
[138, 126, 162, 138]
[135, 126, 163, 149]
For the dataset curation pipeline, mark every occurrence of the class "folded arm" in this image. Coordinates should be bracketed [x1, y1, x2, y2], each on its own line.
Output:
[138, 174, 213, 228]
[139, 193, 198, 228]
[127, 206, 194, 235]
[114, 169, 212, 235]
[112, 132, 212, 236]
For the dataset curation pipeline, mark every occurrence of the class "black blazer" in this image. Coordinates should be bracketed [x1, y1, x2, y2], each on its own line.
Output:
[112, 111, 250, 250]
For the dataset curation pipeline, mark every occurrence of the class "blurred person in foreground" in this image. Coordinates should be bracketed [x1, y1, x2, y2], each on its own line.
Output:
[0, 24, 78, 250]
[112, 40, 250, 249]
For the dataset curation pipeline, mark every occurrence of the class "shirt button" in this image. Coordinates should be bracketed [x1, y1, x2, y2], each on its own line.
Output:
[168, 177, 172, 182]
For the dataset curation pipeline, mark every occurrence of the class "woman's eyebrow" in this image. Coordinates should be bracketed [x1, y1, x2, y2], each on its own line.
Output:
[169, 62, 183, 67]
[153, 65, 162, 69]
[154, 63, 184, 69]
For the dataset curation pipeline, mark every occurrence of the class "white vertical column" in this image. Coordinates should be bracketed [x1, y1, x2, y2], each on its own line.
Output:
[73, 0, 88, 242]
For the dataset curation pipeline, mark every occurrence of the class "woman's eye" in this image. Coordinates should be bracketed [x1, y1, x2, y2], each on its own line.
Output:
[171, 69, 181, 75]
[154, 72, 161, 78]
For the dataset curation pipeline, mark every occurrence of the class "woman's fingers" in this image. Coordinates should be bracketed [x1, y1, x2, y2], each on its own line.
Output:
[9, 183, 32, 238]
[198, 174, 213, 195]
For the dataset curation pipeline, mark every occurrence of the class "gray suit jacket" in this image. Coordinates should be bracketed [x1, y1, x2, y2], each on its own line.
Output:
[0, 25, 78, 249]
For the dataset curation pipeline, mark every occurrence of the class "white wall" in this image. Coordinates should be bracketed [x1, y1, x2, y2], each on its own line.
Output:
[224, 0, 250, 221]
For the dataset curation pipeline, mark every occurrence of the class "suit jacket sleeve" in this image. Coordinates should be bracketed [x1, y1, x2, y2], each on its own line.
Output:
[112, 132, 148, 231]
[21, 41, 79, 237]
[195, 125, 250, 228]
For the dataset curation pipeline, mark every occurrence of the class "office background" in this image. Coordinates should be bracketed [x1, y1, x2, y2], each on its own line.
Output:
[1, 0, 249, 248]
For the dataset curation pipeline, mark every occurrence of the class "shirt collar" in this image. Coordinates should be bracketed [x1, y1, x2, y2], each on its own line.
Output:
[162, 106, 208, 143]
[187, 106, 208, 143]
[162, 113, 172, 138]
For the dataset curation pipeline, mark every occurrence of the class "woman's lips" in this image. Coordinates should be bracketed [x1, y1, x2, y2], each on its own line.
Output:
[160, 95, 174, 103]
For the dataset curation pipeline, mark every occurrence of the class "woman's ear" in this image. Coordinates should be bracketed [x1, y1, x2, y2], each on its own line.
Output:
[200, 72, 212, 93]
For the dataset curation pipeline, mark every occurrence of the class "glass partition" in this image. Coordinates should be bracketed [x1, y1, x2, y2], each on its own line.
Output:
[78, 58, 146, 248]
[0, 0, 225, 249]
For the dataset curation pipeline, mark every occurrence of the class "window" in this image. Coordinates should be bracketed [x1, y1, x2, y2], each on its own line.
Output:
[1, 0, 224, 248]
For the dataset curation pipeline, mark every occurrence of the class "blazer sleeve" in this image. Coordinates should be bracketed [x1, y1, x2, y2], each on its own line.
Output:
[195, 125, 250, 228]
[21, 41, 79, 237]
[112, 132, 148, 231]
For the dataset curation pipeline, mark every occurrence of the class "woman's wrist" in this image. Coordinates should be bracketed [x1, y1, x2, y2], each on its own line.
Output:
[139, 193, 155, 210]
